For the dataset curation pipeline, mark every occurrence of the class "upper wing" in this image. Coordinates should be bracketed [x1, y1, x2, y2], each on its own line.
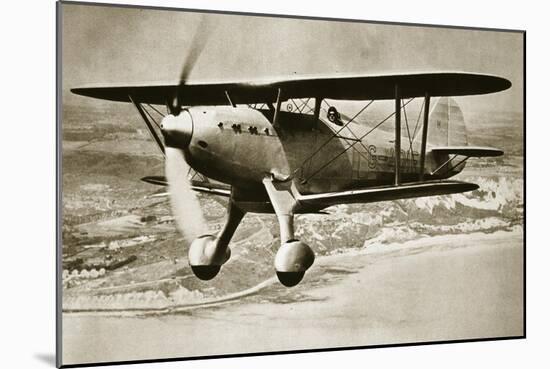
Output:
[298, 180, 478, 209]
[71, 72, 511, 105]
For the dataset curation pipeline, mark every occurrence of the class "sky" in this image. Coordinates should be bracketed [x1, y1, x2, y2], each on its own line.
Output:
[61, 3, 524, 113]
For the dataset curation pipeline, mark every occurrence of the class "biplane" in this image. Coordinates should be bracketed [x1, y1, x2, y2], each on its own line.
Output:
[72, 61, 510, 287]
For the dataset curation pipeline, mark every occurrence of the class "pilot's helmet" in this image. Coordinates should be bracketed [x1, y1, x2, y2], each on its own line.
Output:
[327, 106, 340, 123]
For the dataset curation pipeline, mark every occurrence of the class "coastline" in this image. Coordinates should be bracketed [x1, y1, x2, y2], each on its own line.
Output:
[63, 228, 523, 365]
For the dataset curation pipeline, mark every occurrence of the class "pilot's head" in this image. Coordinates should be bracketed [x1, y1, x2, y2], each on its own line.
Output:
[327, 106, 338, 122]
[327, 106, 341, 123]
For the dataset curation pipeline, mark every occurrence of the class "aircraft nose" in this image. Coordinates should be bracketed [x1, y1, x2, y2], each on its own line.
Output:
[160, 110, 193, 148]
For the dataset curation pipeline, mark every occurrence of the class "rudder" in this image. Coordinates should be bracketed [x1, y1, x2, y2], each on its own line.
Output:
[427, 97, 468, 147]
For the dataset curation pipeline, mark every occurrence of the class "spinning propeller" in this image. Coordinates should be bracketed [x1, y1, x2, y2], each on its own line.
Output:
[161, 18, 212, 244]
[160, 18, 313, 285]
[168, 17, 212, 116]
[164, 147, 207, 243]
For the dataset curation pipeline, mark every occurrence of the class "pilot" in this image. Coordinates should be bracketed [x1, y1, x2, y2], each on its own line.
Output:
[327, 106, 343, 126]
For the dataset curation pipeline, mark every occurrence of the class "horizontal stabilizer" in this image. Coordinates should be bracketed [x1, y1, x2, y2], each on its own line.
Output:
[429, 146, 503, 157]
[141, 176, 231, 197]
[298, 180, 478, 208]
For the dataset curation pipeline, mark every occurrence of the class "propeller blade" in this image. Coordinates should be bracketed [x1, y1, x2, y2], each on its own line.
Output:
[165, 147, 208, 242]
[171, 17, 213, 115]
[179, 16, 212, 84]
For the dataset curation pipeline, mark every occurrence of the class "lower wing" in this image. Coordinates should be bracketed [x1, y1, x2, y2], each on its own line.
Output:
[298, 180, 478, 209]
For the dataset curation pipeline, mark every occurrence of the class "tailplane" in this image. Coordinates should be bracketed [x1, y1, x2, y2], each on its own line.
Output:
[425, 98, 503, 177]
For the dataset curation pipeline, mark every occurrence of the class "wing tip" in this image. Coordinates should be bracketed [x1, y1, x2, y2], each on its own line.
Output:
[493, 75, 512, 93]
[141, 176, 168, 186]
[70, 87, 83, 95]
[464, 182, 480, 192]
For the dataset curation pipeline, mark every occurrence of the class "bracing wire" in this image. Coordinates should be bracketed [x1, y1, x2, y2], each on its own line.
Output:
[294, 100, 375, 176]
[147, 103, 166, 118]
[302, 98, 415, 183]
[142, 105, 162, 130]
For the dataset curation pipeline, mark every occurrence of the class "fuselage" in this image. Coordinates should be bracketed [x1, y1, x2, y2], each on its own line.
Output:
[175, 106, 462, 197]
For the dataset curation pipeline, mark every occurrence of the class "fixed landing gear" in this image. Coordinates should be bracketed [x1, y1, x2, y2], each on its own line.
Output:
[188, 178, 316, 288]
[188, 200, 245, 280]
[263, 177, 316, 287]
[275, 240, 315, 287]
[188, 235, 231, 280]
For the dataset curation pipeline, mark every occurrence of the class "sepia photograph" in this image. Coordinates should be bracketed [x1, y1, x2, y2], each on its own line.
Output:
[57, 1, 524, 367]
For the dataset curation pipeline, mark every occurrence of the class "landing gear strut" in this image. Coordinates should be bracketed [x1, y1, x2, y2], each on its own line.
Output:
[263, 177, 315, 287]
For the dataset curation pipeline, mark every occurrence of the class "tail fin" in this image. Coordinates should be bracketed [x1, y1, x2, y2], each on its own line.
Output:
[427, 97, 468, 147]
